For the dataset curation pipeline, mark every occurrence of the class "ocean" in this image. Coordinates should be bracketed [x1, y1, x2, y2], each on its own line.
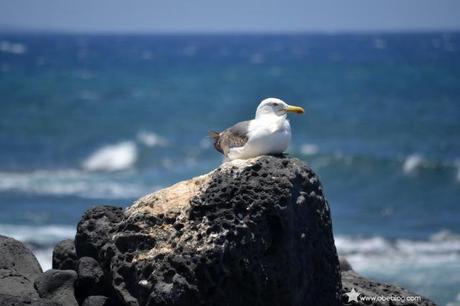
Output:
[0, 32, 459, 305]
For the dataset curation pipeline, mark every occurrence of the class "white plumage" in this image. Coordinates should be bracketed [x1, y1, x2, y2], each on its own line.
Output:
[210, 98, 304, 161]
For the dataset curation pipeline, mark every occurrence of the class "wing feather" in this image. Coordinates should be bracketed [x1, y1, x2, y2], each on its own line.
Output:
[209, 120, 250, 156]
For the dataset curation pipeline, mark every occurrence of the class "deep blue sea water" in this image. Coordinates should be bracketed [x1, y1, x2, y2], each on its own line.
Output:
[0, 32, 459, 305]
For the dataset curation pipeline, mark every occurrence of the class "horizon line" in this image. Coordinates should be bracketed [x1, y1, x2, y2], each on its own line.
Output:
[1, 26, 460, 36]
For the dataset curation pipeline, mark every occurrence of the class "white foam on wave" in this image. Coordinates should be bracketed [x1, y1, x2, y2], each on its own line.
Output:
[0, 224, 75, 245]
[0, 40, 27, 55]
[300, 143, 319, 155]
[0, 224, 75, 271]
[82, 141, 138, 172]
[336, 230, 460, 273]
[0, 169, 150, 199]
[34, 247, 54, 271]
[136, 131, 167, 147]
[403, 154, 424, 174]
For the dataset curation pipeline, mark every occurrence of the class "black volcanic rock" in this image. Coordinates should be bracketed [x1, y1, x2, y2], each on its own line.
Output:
[53, 239, 78, 270]
[0, 235, 43, 301]
[339, 256, 353, 272]
[74, 156, 342, 306]
[0, 235, 43, 282]
[75, 256, 106, 300]
[341, 271, 436, 306]
[75, 205, 124, 260]
[34, 269, 78, 306]
[0, 269, 39, 298]
[0, 293, 59, 306]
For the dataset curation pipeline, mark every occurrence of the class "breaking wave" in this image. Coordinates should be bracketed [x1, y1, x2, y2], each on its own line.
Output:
[0, 169, 153, 199]
[336, 230, 460, 272]
[136, 130, 167, 147]
[403, 154, 424, 174]
[300, 143, 319, 155]
[0, 224, 76, 271]
[298, 145, 460, 182]
[82, 141, 138, 172]
[0, 224, 75, 245]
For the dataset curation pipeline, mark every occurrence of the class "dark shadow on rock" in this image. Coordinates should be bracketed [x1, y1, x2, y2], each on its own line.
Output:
[34, 269, 78, 306]
[53, 239, 77, 271]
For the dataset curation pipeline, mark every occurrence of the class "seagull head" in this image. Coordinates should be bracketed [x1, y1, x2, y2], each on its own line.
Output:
[255, 98, 304, 119]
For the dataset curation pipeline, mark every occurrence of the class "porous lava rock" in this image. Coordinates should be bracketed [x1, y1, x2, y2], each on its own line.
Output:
[34, 269, 78, 306]
[74, 155, 342, 306]
[53, 239, 78, 270]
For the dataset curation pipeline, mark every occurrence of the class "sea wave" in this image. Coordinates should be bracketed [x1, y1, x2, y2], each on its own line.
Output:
[0, 224, 75, 246]
[136, 130, 167, 147]
[403, 154, 424, 174]
[34, 247, 54, 271]
[0, 224, 75, 271]
[336, 230, 460, 272]
[0, 40, 27, 55]
[300, 143, 319, 155]
[297, 145, 460, 181]
[82, 141, 138, 172]
[0, 169, 153, 199]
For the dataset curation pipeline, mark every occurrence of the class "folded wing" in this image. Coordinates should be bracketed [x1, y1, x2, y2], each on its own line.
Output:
[209, 120, 250, 156]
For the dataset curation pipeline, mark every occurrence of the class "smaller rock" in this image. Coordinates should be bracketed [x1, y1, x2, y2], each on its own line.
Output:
[75, 206, 124, 259]
[0, 235, 43, 281]
[0, 235, 44, 301]
[341, 271, 436, 306]
[82, 295, 114, 306]
[76, 257, 105, 300]
[34, 269, 78, 306]
[339, 256, 353, 272]
[53, 239, 77, 270]
[0, 269, 39, 298]
[0, 293, 59, 306]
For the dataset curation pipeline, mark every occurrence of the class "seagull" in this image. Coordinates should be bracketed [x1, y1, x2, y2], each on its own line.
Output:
[209, 98, 304, 161]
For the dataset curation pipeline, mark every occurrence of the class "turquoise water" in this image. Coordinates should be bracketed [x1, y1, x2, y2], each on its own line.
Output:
[0, 33, 459, 305]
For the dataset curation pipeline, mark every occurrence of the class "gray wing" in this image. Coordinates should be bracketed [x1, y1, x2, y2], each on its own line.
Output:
[209, 120, 250, 156]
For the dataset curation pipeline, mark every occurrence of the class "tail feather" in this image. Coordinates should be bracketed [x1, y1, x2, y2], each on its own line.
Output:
[208, 131, 223, 154]
[208, 130, 220, 140]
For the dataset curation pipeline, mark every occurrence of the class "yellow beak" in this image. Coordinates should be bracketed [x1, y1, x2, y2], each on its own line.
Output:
[286, 105, 305, 114]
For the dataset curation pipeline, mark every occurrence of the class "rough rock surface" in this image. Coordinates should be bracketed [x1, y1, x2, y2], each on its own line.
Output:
[339, 256, 353, 272]
[0, 235, 43, 300]
[53, 239, 78, 270]
[34, 269, 78, 306]
[0, 293, 59, 306]
[0, 235, 43, 282]
[74, 156, 342, 306]
[0, 269, 39, 298]
[75, 206, 124, 260]
[0, 235, 59, 305]
[75, 257, 106, 301]
[341, 271, 436, 306]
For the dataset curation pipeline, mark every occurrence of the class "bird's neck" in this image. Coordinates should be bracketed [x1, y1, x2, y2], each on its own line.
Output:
[255, 113, 287, 121]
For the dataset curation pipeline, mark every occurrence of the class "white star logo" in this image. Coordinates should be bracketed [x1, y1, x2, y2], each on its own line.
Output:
[345, 288, 361, 303]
